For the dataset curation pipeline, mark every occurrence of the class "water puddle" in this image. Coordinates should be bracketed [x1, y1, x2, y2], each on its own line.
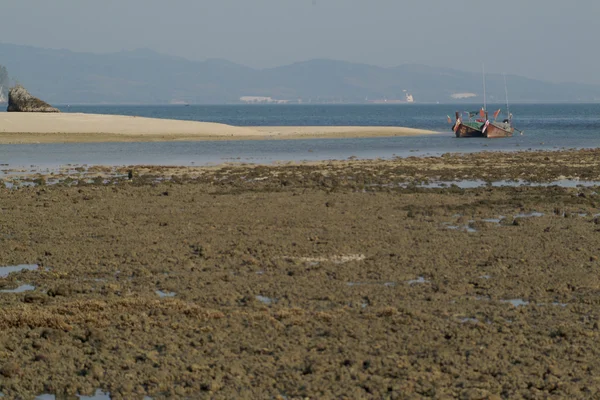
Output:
[482, 216, 505, 223]
[514, 212, 544, 218]
[501, 299, 530, 307]
[256, 295, 276, 305]
[407, 276, 429, 285]
[34, 390, 153, 399]
[155, 290, 176, 298]
[347, 281, 396, 287]
[0, 284, 35, 293]
[475, 296, 568, 308]
[291, 254, 366, 265]
[0, 264, 39, 278]
[443, 223, 477, 233]
[417, 179, 600, 189]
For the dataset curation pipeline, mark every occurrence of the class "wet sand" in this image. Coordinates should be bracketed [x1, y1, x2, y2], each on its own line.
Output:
[1, 150, 600, 398]
[0, 113, 435, 143]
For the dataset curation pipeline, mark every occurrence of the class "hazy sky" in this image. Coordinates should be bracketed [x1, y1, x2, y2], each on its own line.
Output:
[1, 0, 599, 84]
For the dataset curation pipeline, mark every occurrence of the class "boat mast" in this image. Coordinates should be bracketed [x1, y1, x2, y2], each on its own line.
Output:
[482, 63, 487, 112]
[503, 74, 510, 121]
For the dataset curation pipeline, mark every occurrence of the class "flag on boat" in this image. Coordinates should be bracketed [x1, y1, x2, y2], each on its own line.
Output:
[465, 111, 479, 119]
[493, 108, 501, 120]
[447, 115, 452, 124]
[482, 120, 490, 133]
[479, 107, 485, 118]
[453, 118, 461, 132]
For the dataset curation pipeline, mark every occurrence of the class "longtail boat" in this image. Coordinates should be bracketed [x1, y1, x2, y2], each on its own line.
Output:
[451, 109, 514, 138]
[448, 68, 519, 138]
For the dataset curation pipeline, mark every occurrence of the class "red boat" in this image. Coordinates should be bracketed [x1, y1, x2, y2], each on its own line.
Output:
[450, 71, 518, 138]
[451, 109, 515, 138]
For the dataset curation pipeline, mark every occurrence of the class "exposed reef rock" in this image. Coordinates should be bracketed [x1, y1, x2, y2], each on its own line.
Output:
[7, 85, 60, 112]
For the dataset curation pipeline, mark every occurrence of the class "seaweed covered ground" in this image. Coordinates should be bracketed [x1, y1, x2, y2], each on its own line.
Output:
[1, 150, 600, 399]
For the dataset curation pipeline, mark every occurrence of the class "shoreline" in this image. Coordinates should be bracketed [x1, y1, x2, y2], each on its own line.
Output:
[0, 112, 437, 143]
[2, 148, 599, 185]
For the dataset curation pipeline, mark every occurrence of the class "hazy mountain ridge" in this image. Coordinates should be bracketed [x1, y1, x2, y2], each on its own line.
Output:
[1, 43, 599, 104]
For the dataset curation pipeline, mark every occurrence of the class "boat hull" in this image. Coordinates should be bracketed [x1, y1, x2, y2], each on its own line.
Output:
[484, 122, 514, 138]
[454, 122, 484, 138]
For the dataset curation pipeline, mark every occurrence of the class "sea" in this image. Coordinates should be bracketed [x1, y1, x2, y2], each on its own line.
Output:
[1, 103, 600, 168]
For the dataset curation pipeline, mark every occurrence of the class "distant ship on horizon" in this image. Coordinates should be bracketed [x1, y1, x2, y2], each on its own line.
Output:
[366, 92, 414, 104]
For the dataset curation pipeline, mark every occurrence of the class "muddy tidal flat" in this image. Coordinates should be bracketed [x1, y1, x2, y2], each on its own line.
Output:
[2, 150, 600, 399]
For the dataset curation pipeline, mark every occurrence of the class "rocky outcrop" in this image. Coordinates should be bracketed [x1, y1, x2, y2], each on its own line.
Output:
[7, 85, 60, 112]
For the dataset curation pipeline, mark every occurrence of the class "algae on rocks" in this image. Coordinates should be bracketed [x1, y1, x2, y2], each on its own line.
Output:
[7, 85, 60, 112]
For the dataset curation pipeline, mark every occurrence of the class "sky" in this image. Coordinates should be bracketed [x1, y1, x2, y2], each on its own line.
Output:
[1, 0, 599, 84]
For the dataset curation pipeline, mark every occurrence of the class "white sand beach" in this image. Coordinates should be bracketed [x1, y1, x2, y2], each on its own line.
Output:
[0, 113, 436, 143]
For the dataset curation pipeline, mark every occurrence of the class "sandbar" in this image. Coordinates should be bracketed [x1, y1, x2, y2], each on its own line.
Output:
[0, 112, 436, 143]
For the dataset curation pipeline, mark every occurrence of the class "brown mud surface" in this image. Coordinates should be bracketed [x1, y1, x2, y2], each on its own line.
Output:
[1, 150, 600, 399]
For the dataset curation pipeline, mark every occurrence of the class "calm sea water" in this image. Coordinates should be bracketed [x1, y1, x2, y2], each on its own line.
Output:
[1, 104, 600, 168]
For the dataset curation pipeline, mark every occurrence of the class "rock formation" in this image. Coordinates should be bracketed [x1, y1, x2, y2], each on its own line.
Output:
[7, 85, 60, 112]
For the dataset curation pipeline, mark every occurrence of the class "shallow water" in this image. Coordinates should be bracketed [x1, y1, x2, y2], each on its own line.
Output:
[0, 284, 35, 293]
[443, 223, 478, 233]
[407, 276, 429, 285]
[501, 299, 530, 307]
[419, 179, 600, 189]
[155, 290, 176, 298]
[347, 281, 396, 287]
[34, 390, 153, 400]
[0, 264, 39, 278]
[482, 217, 505, 224]
[256, 295, 276, 305]
[1, 103, 600, 169]
[514, 212, 544, 218]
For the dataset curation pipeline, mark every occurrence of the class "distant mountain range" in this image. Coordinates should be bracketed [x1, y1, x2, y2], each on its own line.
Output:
[1, 42, 600, 104]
